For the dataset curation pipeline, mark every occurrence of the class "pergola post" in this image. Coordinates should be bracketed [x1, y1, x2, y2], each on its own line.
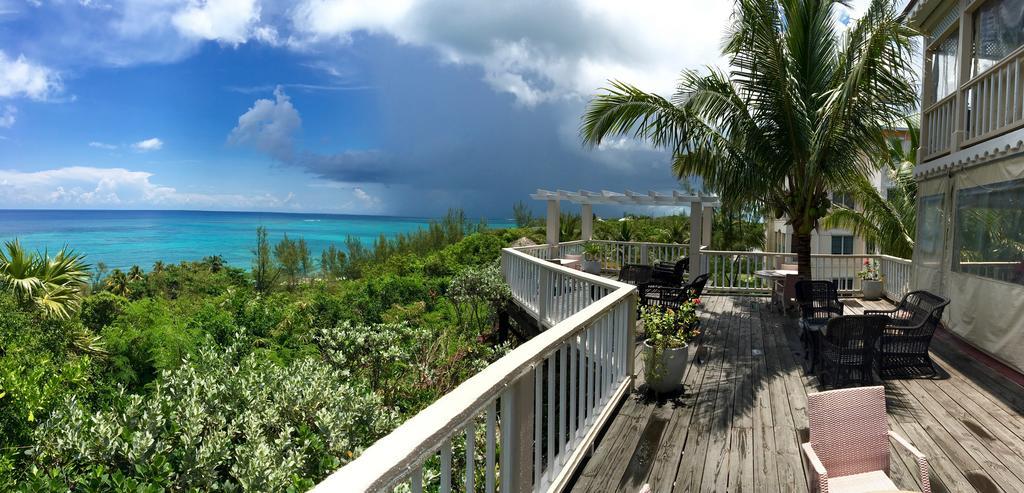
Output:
[581, 203, 593, 241]
[689, 201, 703, 276]
[546, 199, 560, 257]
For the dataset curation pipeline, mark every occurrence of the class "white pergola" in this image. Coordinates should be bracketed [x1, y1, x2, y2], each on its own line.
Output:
[530, 189, 721, 272]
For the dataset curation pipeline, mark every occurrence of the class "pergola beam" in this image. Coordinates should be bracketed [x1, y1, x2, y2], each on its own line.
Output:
[531, 188, 720, 207]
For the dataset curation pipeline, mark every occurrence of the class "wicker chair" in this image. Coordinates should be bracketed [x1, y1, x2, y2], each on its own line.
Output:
[641, 273, 708, 310]
[866, 290, 950, 378]
[795, 280, 844, 370]
[818, 315, 888, 388]
[803, 386, 931, 493]
[650, 257, 689, 287]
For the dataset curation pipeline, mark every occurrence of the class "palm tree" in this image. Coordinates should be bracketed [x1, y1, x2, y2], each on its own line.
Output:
[104, 269, 131, 297]
[823, 118, 918, 258]
[127, 265, 145, 282]
[581, 0, 917, 279]
[0, 240, 90, 319]
[152, 260, 165, 275]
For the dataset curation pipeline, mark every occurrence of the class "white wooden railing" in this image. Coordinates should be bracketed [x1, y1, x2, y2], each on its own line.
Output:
[877, 255, 912, 300]
[922, 92, 957, 160]
[921, 45, 1024, 162]
[314, 246, 636, 492]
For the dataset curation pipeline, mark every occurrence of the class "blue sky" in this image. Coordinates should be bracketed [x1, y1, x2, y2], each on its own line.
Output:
[0, 0, 870, 218]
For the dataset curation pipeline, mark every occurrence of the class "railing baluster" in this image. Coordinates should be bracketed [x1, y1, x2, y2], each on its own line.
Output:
[559, 343, 568, 461]
[486, 402, 496, 493]
[465, 422, 475, 492]
[534, 365, 542, 487]
[547, 353, 555, 483]
[440, 440, 452, 493]
[411, 466, 423, 493]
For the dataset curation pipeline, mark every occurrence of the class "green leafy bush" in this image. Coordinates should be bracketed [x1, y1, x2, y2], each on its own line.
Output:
[79, 292, 128, 332]
[28, 341, 396, 491]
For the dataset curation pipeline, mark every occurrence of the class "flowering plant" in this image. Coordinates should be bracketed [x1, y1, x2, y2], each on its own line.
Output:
[641, 296, 701, 351]
[857, 258, 884, 281]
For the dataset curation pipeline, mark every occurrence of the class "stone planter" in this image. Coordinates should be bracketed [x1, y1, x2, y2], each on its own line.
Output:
[862, 279, 883, 301]
[643, 339, 689, 394]
[581, 259, 602, 275]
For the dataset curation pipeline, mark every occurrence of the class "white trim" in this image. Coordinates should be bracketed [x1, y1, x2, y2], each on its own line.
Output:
[915, 127, 1024, 179]
[531, 188, 721, 207]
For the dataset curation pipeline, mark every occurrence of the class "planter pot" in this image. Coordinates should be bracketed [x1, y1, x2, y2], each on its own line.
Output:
[643, 339, 689, 394]
[862, 280, 883, 301]
[581, 259, 602, 275]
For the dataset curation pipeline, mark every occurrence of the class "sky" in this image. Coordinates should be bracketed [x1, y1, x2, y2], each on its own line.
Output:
[0, 0, 872, 218]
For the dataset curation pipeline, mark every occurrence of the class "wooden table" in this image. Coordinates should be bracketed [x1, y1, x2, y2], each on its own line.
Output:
[753, 268, 798, 281]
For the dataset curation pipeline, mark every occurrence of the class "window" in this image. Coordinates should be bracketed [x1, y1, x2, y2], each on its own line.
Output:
[972, 0, 1024, 77]
[953, 179, 1024, 285]
[929, 29, 959, 101]
[915, 194, 945, 265]
[831, 235, 854, 255]
[832, 192, 855, 210]
[832, 278, 854, 291]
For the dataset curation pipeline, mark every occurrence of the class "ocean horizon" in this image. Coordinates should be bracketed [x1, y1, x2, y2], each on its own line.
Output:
[0, 209, 514, 271]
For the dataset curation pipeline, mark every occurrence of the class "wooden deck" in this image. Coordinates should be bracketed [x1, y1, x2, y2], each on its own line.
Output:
[569, 295, 1024, 493]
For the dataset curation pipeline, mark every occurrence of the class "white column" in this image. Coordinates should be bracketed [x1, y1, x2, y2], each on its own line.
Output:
[581, 203, 593, 241]
[702, 206, 714, 247]
[546, 199, 560, 258]
[689, 201, 703, 276]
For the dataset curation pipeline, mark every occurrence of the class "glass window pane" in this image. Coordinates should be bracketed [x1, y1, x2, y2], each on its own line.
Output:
[916, 194, 945, 265]
[831, 235, 853, 255]
[953, 179, 1024, 285]
[972, 0, 1024, 77]
[930, 29, 959, 101]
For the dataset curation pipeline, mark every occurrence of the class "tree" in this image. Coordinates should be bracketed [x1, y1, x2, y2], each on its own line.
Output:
[321, 244, 347, 280]
[251, 226, 278, 294]
[822, 118, 918, 259]
[581, 0, 917, 279]
[104, 269, 130, 297]
[512, 201, 537, 227]
[559, 212, 581, 241]
[0, 240, 90, 320]
[274, 233, 309, 290]
[127, 265, 144, 282]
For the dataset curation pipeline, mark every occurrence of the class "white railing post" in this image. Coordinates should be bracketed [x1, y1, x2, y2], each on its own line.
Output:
[626, 292, 637, 391]
[500, 373, 534, 493]
[640, 244, 649, 265]
[538, 267, 551, 325]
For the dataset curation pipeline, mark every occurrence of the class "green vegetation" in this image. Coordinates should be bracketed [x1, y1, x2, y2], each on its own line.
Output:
[824, 119, 919, 259]
[581, 0, 918, 279]
[0, 214, 528, 491]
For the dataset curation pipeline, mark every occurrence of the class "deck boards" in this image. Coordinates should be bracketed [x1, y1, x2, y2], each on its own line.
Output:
[568, 295, 1024, 493]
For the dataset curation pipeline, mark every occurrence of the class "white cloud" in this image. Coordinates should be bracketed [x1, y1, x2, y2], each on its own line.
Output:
[171, 0, 262, 46]
[0, 105, 15, 128]
[228, 86, 300, 160]
[290, 0, 734, 105]
[0, 166, 294, 209]
[0, 51, 62, 100]
[89, 141, 118, 150]
[132, 137, 164, 151]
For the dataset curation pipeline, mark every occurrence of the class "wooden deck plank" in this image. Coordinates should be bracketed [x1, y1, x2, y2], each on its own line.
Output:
[567, 295, 1024, 493]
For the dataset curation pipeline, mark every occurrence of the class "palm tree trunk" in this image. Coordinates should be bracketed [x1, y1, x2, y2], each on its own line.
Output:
[791, 231, 813, 280]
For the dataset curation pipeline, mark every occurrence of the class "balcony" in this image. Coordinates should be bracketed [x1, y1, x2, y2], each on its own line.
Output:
[921, 45, 1024, 162]
[311, 240, 1024, 492]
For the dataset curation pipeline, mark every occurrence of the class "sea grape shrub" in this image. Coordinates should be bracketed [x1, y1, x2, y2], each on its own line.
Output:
[343, 274, 435, 323]
[29, 342, 396, 492]
[447, 263, 511, 332]
[79, 292, 128, 332]
[315, 321, 429, 408]
[185, 301, 238, 346]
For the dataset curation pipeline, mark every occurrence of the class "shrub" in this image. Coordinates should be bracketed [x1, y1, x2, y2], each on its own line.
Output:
[28, 342, 396, 491]
[79, 292, 128, 331]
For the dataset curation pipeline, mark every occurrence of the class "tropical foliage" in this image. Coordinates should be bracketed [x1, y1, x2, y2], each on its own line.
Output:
[0, 240, 89, 320]
[0, 216, 525, 491]
[823, 119, 919, 258]
[581, 0, 918, 278]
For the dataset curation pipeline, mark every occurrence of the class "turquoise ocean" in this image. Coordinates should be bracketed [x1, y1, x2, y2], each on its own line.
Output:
[0, 210, 513, 271]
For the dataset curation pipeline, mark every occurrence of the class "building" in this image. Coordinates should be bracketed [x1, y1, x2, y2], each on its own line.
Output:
[906, 0, 1024, 373]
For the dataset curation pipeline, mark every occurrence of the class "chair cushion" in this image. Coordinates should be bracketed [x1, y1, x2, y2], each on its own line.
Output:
[827, 470, 898, 493]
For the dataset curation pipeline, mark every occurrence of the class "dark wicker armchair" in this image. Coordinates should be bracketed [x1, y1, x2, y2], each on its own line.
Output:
[866, 290, 950, 377]
[650, 257, 689, 287]
[641, 273, 708, 310]
[819, 315, 889, 388]
[795, 280, 844, 370]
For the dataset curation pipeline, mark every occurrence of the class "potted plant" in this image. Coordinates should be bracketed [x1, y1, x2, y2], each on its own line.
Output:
[581, 242, 604, 274]
[858, 258, 885, 301]
[641, 297, 701, 394]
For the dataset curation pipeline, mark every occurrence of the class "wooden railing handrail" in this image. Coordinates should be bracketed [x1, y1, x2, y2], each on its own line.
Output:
[961, 44, 1024, 91]
[315, 246, 635, 492]
[923, 90, 958, 114]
